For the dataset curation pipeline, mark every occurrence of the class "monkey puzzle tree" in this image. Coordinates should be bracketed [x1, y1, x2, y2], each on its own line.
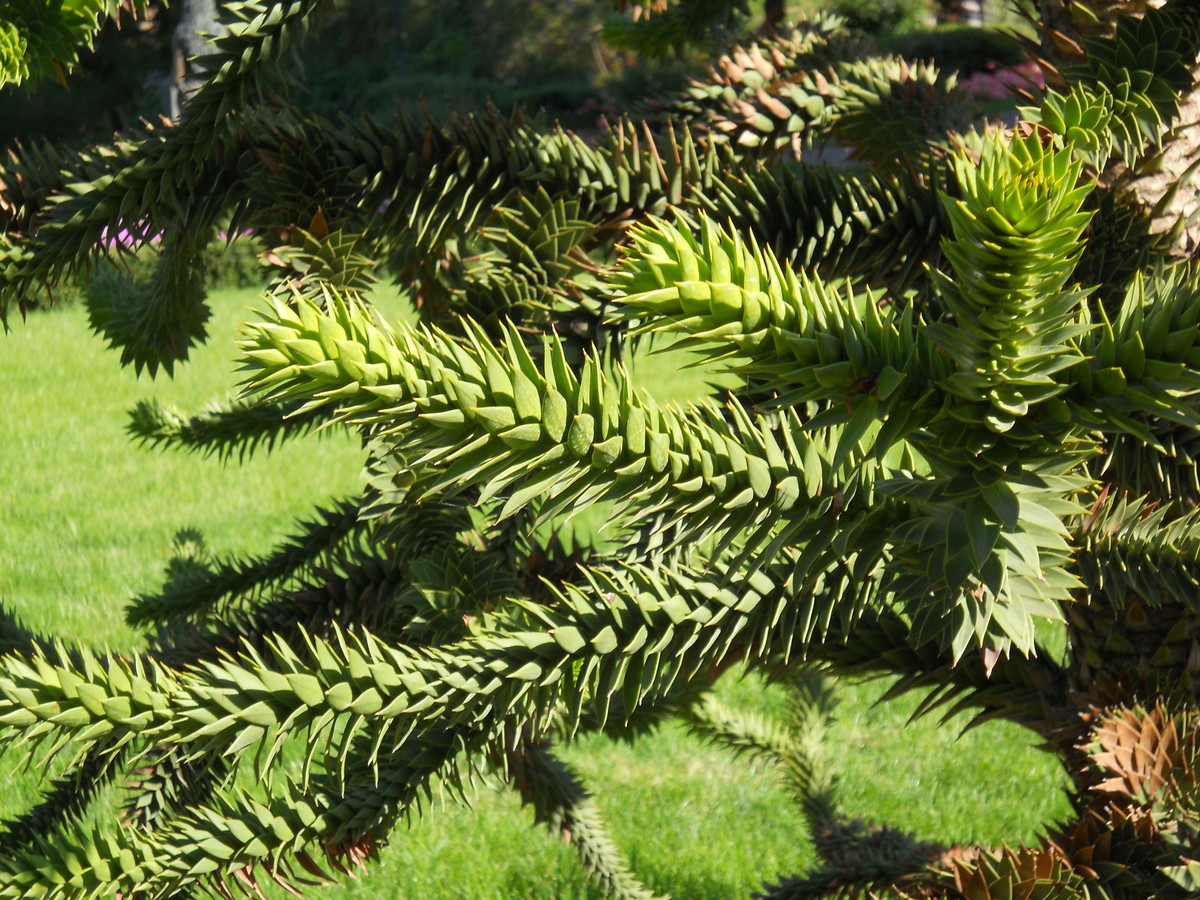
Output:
[2, 0, 1200, 897]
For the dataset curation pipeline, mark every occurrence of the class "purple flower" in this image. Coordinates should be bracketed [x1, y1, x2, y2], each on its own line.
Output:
[959, 61, 1046, 102]
[98, 220, 162, 250]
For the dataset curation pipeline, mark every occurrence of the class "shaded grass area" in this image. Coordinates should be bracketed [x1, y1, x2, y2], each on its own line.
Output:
[0, 289, 1071, 897]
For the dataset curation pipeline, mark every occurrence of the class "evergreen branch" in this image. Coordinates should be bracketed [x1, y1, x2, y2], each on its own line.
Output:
[1100, 427, 1200, 505]
[1080, 493, 1200, 577]
[662, 47, 968, 166]
[3, 102, 719, 326]
[823, 58, 971, 170]
[0, 645, 174, 764]
[0, 0, 324, 319]
[3, 136, 244, 318]
[268, 230, 383, 297]
[127, 397, 329, 462]
[0, 556, 868, 778]
[503, 735, 665, 900]
[147, 725, 478, 894]
[147, 550, 410, 668]
[237, 291, 900, 551]
[612, 214, 948, 411]
[945, 845, 1088, 900]
[85, 229, 212, 377]
[0, 131, 146, 239]
[167, 561, 818, 764]
[0, 724, 478, 898]
[170, 0, 322, 155]
[294, 109, 723, 284]
[928, 134, 1094, 437]
[648, 14, 859, 144]
[237, 271, 1080, 660]
[1074, 492, 1200, 619]
[695, 159, 953, 293]
[125, 496, 364, 628]
[1071, 263, 1200, 450]
[1032, 1, 1200, 169]
[445, 187, 605, 331]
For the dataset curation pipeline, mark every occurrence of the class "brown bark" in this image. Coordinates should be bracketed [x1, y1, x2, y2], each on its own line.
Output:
[168, 0, 224, 117]
[1120, 74, 1200, 255]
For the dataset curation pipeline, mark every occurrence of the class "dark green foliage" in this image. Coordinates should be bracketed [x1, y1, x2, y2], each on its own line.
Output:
[86, 231, 212, 376]
[604, 0, 751, 58]
[879, 25, 1025, 76]
[696, 161, 954, 292]
[0, 0, 157, 88]
[124, 498, 363, 627]
[0, 4, 172, 150]
[828, 0, 929, 37]
[286, 0, 615, 120]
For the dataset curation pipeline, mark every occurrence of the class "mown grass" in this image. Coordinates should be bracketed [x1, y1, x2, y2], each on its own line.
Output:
[0, 288, 1072, 897]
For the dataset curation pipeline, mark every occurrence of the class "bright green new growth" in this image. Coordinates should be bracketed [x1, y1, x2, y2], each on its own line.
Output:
[4, 0, 1200, 898]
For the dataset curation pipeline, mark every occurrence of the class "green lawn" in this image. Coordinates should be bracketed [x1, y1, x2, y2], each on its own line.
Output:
[0, 288, 1072, 898]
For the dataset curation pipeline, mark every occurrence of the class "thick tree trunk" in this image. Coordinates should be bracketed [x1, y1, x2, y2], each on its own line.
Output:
[1026, 2, 1200, 253]
[168, 0, 223, 117]
[1121, 75, 1200, 255]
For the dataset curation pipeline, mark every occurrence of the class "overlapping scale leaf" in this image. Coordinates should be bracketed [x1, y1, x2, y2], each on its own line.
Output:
[612, 213, 947, 414]
[0, 551, 875, 788]
[0, 645, 176, 765]
[0, 725, 477, 898]
[1028, 1, 1200, 170]
[657, 40, 965, 165]
[1071, 262, 1200, 451]
[930, 133, 1094, 439]
[948, 845, 1089, 900]
[237, 287, 895, 554]
[695, 156, 953, 292]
